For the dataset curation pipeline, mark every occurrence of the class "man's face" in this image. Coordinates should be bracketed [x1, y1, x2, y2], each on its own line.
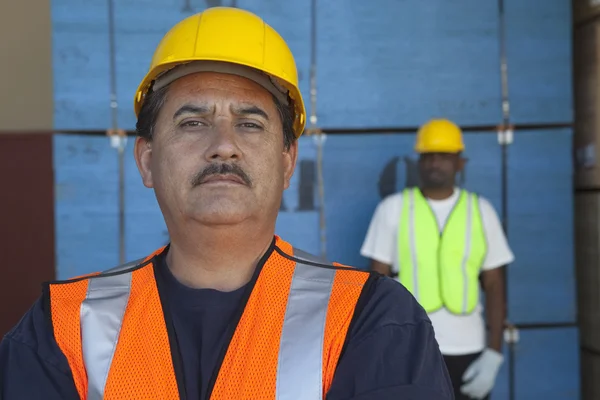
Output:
[418, 152, 462, 189]
[134, 72, 297, 227]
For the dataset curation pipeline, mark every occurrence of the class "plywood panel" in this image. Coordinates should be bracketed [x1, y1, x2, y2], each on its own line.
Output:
[54, 134, 119, 278]
[514, 327, 580, 398]
[492, 328, 580, 399]
[52, 0, 111, 130]
[504, 0, 573, 124]
[121, 136, 167, 260]
[507, 129, 575, 324]
[275, 139, 321, 255]
[55, 134, 170, 275]
[316, 0, 502, 129]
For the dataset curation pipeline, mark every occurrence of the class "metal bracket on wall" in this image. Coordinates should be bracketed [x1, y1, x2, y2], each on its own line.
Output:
[106, 128, 127, 265]
[504, 322, 520, 344]
[107, 128, 127, 150]
[310, 130, 327, 146]
[497, 125, 514, 146]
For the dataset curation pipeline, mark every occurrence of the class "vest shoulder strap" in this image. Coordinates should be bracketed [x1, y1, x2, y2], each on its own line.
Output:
[44, 249, 167, 399]
[212, 240, 374, 400]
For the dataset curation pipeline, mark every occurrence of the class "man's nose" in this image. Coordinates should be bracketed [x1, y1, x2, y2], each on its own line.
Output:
[204, 124, 241, 162]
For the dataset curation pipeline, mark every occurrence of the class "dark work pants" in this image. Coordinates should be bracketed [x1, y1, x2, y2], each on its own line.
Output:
[443, 352, 491, 400]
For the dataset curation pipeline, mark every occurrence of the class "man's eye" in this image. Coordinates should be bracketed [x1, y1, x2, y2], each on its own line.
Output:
[240, 122, 261, 129]
[180, 121, 205, 127]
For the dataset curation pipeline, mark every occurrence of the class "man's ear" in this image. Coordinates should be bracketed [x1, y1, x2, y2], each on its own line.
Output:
[283, 140, 298, 190]
[134, 137, 154, 188]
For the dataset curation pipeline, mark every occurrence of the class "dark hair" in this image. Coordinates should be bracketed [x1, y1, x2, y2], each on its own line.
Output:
[135, 85, 296, 150]
[135, 85, 169, 142]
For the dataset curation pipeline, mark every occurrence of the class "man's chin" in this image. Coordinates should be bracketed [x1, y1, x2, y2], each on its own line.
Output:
[421, 180, 450, 189]
[187, 201, 252, 226]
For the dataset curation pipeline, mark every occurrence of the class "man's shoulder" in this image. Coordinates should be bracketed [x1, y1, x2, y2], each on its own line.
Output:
[3, 296, 47, 347]
[283, 243, 422, 316]
[468, 192, 502, 220]
[1, 297, 80, 397]
[51, 250, 165, 285]
[2, 295, 71, 375]
[368, 275, 431, 322]
[463, 190, 494, 209]
[350, 274, 432, 334]
[365, 191, 404, 222]
[380, 191, 405, 208]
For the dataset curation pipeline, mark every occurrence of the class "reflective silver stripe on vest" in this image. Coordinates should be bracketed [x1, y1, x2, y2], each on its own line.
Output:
[276, 249, 336, 400]
[292, 248, 331, 265]
[408, 190, 419, 301]
[81, 269, 133, 400]
[461, 194, 473, 313]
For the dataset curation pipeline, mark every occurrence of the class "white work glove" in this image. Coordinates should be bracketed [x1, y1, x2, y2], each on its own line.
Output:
[460, 348, 504, 399]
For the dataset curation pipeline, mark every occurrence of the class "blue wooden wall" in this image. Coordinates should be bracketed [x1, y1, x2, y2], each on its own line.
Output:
[51, 0, 577, 397]
[51, 0, 572, 131]
[504, 0, 573, 124]
[315, 0, 503, 128]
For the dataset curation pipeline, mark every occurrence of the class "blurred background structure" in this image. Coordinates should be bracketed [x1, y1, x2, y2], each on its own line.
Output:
[0, 0, 597, 398]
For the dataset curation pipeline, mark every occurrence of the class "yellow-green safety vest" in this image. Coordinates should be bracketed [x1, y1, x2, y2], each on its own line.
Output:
[397, 188, 487, 315]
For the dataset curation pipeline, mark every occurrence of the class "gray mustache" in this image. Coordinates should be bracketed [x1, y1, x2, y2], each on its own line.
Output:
[191, 163, 252, 187]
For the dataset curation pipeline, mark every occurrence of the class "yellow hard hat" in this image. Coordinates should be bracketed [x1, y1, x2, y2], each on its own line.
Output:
[133, 7, 306, 137]
[414, 118, 465, 153]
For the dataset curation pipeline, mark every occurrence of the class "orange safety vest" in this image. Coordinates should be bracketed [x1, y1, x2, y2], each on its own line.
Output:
[46, 236, 373, 400]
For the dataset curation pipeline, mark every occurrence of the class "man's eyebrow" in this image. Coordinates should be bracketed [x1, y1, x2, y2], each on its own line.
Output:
[173, 105, 212, 120]
[231, 105, 269, 120]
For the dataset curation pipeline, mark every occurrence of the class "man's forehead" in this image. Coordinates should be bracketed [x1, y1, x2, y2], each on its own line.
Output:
[167, 71, 274, 99]
[162, 74, 279, 121]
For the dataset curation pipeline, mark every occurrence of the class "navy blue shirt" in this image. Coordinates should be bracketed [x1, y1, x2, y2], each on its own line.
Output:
[0, 252, 453, 399]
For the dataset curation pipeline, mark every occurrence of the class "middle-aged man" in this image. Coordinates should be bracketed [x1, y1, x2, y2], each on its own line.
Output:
[0, 7, 454, 400]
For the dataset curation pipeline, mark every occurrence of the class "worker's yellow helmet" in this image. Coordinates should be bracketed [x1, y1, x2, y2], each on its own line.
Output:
[134, 7, 306, 138]
[414, 118, 465, 153]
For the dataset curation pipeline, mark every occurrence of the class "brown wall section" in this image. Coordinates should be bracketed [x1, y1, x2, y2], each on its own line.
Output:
[0, 134, 55, 336]
[574, 0, 600, 25]
[573, 19, 600, 189]
[573, 2, 600, 399]
[0, 0, 53, 131]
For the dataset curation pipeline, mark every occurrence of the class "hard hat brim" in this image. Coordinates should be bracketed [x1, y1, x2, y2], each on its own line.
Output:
[135, 59, 306, 138]
[414, 145, 465, 154]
